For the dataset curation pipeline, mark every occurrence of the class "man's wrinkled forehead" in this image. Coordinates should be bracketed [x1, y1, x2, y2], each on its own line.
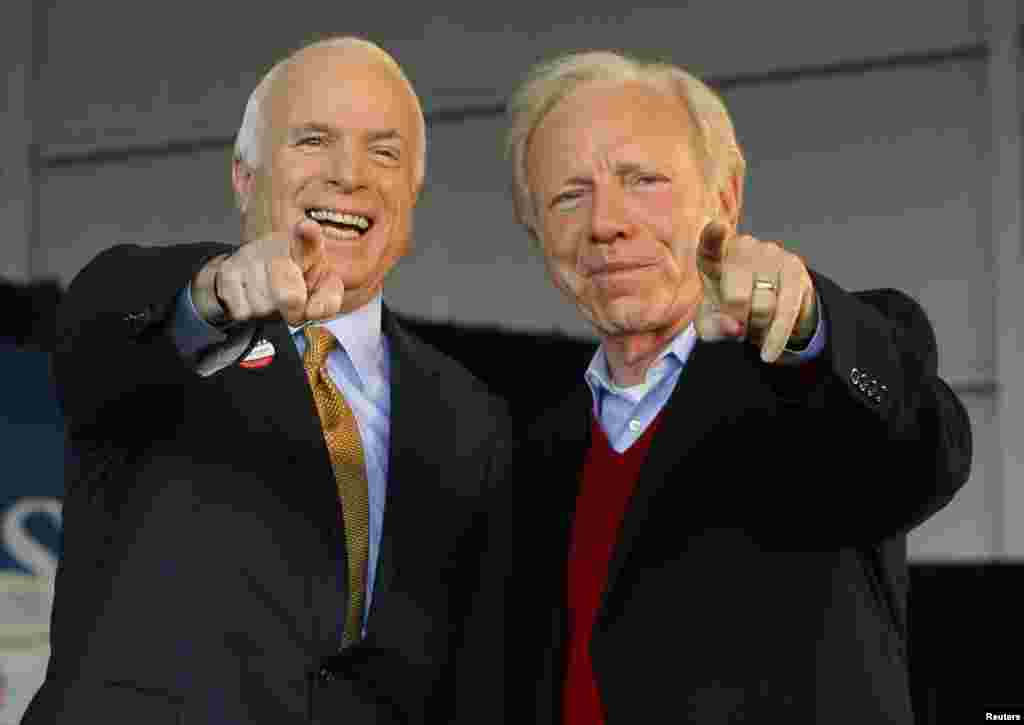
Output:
[265, 45, 419, 134]
[531, 81, 697, 174]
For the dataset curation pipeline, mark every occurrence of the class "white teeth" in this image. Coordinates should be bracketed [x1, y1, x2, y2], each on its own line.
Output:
[307, 209, 370, 229]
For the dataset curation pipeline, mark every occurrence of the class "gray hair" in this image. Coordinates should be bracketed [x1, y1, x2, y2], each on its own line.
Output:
[505, 50, 746, 236]
[234, 36, 426, 188]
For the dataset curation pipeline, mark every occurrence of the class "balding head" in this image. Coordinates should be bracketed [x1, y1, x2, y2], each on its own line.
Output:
[235, 37, 426, 190]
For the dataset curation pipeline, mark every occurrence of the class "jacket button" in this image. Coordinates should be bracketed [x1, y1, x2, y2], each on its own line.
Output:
[124, 309, 151, 336]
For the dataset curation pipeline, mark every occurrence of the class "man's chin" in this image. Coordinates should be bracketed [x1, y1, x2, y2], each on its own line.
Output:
[583, 299, 685, 339]
[585, 309, 656, 338]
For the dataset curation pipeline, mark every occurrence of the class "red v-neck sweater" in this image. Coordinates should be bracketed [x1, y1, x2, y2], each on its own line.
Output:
[562, 411, 663, 725]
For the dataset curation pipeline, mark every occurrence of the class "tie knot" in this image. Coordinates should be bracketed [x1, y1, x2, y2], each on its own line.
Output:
[303, 325, 337, 372]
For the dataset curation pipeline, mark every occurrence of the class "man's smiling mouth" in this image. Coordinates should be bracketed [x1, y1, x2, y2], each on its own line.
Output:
[306, 208, 374, 239]
[587, 262, 656, 277]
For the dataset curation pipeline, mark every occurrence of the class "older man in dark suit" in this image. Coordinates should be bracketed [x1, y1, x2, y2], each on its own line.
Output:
[25, 37, 507, 724]
[495, 50, 972, 724]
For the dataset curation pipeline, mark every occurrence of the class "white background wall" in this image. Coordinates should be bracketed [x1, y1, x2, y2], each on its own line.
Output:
[3, 0, 1021, 719]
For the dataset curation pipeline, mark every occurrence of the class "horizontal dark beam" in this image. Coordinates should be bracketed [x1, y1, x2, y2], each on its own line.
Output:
[37, 42, 990, 169]
[953, 379, 999, 396]
[37, 136, 236, 170]
[710, 42, 987, 92]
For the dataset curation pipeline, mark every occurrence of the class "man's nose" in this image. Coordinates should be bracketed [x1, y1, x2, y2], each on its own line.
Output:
[588, 186, 633, 244]
[325, 144, 367, 192]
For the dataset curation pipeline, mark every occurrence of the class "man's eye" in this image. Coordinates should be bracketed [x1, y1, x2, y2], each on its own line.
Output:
[552, 190, 584, 208]
[633, 174, 666, 186]
[373, 147, 400, 161]
[298, 136, 325, 147]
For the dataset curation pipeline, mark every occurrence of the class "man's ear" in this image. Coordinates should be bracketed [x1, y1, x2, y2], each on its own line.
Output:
[231, 157, 255, 214]
[717, 170, 743, 232]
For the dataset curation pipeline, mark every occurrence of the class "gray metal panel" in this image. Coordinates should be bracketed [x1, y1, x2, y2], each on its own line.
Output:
[733, 59, 990, 385]
[37, 0, 981, 155]
[36, 148, 239, 285]
[1, 0, 33, 281]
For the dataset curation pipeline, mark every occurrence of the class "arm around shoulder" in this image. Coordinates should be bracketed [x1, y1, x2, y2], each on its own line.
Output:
[54, 242, 235, 433]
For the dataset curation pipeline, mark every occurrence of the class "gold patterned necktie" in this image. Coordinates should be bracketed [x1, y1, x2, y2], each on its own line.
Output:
[302, 326, 370, 647]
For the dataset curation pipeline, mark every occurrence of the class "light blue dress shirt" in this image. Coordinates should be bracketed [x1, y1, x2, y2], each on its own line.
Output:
[586, 308, 827, 453]
[173, 288, 389, 633]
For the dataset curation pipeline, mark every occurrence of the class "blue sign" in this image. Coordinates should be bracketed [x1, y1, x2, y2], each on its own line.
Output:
[0, 341, 66, 721]
[0, 342, 64, 576]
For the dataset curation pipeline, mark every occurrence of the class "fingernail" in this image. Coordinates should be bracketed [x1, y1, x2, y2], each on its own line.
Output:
[699, 221, 726, 255]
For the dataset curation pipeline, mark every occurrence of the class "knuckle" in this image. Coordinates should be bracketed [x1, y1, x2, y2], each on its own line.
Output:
[751, 294, 774, 313]
[274, 284, 302, 307]
[783, 253, 806, 277]
[250, 300, 273, 318]
[719, 272, 745, 300]
[218, 263, 240, 286]
[720, 288, 744, 307]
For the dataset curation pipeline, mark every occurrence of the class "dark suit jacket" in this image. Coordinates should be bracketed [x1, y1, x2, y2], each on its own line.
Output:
[497, 273, 972, 725]
[24, 243, 509, 724]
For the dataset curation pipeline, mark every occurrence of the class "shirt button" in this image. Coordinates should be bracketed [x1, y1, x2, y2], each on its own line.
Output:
[628, 419, 642, 433]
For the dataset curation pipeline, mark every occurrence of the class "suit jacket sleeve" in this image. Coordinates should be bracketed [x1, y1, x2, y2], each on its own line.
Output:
[758, 270, 973, 544]
[54, 242, 236, 437]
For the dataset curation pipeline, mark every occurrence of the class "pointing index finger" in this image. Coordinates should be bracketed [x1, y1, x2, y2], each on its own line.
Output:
[696, 220, 731, 281]
[291, 218, 326, 274]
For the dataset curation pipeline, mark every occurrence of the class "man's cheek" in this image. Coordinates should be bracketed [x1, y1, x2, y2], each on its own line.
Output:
[640, 191, 685, 237]
[548, 259, 581, 299]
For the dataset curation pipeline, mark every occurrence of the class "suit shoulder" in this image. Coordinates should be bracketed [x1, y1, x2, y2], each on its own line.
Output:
[851, 288, 937, 360]
[61, 242, 236, 330]
[69, 242, 234, 290]
[852, 288, 932, 327]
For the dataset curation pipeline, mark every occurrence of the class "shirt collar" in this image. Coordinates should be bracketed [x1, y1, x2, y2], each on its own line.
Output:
[585, 322, 697, 404]
[290, 293, 384, 389]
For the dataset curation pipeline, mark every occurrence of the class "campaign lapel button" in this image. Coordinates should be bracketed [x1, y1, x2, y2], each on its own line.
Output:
[239, 337, 276, 369]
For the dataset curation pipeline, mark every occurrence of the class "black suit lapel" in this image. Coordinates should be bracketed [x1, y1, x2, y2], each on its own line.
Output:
[531, 384, 593, 594]
[364, 310, 443, 631]
[217, 321, 322, 443]
[535, 383, 594, 587]
[217, 320, 349, 649]
[527, 384, 592, 720]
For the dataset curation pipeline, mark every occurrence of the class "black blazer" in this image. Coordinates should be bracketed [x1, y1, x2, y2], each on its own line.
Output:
[497, 273, 972, 725]
[25, 243, 509, 724]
